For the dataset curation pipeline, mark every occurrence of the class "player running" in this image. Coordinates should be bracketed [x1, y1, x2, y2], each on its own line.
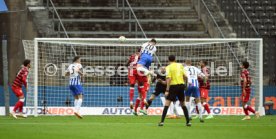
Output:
[10, 59, 31, 119]
[65, 56, 84, 119]
[127, 48, 148, 115]
[184, 60, 206, 123]
[240, 61, 260, 120]
[193, 61, 213, 120]
[146, 67, 180, 118]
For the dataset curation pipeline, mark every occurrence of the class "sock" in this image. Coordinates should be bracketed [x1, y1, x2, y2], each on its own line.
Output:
[140, 100, 144, 110]
[74, 99, 78, 112]
[129, 87, 134, 102]
[181, 105, 190, 124]
[146, 100, 152, 109]
[173, 103, 179, 116]
[168, 102, 174, 115]
[18, 99, 24, 113]
[197, 103, 203, 119]
[243, 105, 249, 115]
[203, 102, 211, 114]
[76, 99, 83, 113]
[13, 101, 22, 113]
[185, 101, 191, 117]
[161, 106, 169, 123]
[247, 105, 256, 114]
[134, 98, 140, 112]
[195, 106, 199, 114]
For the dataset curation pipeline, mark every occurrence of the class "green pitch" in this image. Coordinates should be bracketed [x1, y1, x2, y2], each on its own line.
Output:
[0, 115, 275, 139]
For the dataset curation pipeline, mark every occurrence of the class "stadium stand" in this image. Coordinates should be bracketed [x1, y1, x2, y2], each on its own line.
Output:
[217, 0, 276, 85]
[26, 0, 210, 38]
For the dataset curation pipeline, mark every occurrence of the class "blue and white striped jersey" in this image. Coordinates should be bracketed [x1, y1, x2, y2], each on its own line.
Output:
[184, 66, 205, 87]
[140, 42, 157, 56]
[67, 63, 83, 85]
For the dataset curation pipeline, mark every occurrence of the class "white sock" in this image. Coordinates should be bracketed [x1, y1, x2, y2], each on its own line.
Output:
[168, 102, 174, 115]
[137, 66, 150, 75]
[197, 103, 203, 119]
[160, 97, 166, 106]
[173, 102, 179, 116]
[74, 99, 78, 112]
[186, 101, 191, 117]
[76, 99, 83, 113]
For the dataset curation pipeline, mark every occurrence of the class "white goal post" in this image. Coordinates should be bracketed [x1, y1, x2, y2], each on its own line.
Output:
[22, 38, 264, 116]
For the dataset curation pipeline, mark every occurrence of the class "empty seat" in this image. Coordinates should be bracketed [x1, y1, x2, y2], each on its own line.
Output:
[251, 0, 260, 6]
[257, 25, 267, 31]
[253, 18, 261, 24]
[255, 6, 264, 12]
[245, 6, 253, 12]
[264, 18, 273, 25]
[248, 12, 257, 18]
[241, 0, 249, 6]
[260, 13, 269, 18]
[268, 25, 276, 31]
[262, 1, 271, 6]
[271, 31, 276, 36]
[266, 6, 275, 12]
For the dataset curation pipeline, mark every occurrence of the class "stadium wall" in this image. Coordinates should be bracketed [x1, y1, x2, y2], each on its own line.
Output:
[0, 86, 276, 115]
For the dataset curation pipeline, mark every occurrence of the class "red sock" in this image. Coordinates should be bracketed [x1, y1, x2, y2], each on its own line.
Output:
[140, 100, 144, 110]
[243, 108, 249, 115]
[247, 106, 255, 114]
[203, 103, 211, 114]
[18, 101, 24, 113]
[196, 106, 199, 114]
[13, 101, 22, 112]
[134, 98, 140, 112]
[129, 87, 134, 102]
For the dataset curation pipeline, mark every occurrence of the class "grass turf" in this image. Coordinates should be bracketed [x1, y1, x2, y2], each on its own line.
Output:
[0, 115, 275, 139]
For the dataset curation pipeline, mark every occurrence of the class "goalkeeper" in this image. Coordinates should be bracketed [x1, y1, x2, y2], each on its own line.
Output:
[146, 67, 180, 118]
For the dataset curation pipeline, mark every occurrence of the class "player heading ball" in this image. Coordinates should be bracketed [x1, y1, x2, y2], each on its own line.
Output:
[137, 38, 157, 76]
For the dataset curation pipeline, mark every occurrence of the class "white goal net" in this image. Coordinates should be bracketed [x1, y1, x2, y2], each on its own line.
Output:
[22, 38, 263, 116]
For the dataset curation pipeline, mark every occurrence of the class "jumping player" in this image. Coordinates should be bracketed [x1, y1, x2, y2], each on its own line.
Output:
[10, 59, 31, 119]
[240, 61, 260, 120]
[65, 56, 84, 119]
[184, 60, 206, 123]
[137, 39, 157, 76]
[127, 48, 148, 115]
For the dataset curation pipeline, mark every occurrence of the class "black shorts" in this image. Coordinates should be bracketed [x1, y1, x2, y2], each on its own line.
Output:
[167, 84, 185, 102]
[152, 85, 166, 96]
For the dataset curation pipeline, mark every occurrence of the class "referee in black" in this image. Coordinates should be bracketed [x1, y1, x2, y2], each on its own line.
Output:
[159, 55, 191, 127]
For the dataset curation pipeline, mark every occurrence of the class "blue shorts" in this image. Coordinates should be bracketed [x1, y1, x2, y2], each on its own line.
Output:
[185, 86, 200, 98]
[137, 53, 153, 69]
[69, 85, 83, 96]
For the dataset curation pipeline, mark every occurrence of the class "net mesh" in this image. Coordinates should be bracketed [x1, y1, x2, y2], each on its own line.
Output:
[22, 39, 262, 115]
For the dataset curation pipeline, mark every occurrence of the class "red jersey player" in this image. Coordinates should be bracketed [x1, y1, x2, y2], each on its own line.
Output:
[127, 48, 148, 116]
[10, 59, 31, 119]
[198, 61, 213, 119]
[240, 61, 259, 120]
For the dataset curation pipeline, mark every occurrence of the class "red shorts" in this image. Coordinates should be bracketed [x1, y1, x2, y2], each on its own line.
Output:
[128, 69, 147, 85]
[241, 88, 251, 103]
[200, 88, 209, 99]
[12, 86, 24, 97]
